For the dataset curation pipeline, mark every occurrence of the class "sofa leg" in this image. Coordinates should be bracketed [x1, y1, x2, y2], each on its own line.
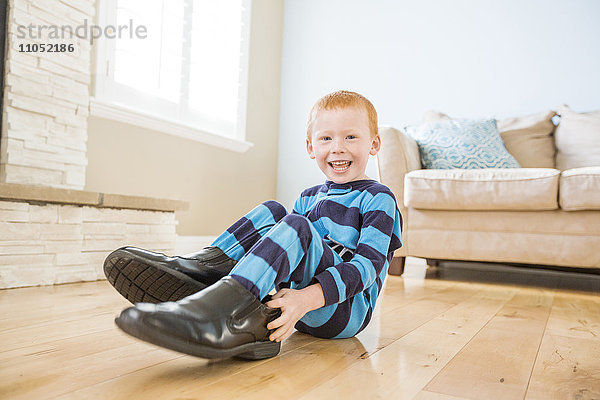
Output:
[389, 256, 406, 276]
[426, 259, 440, 267]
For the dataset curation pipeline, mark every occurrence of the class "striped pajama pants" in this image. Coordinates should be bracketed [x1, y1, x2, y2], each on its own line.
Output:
[210, 200, 381, 339]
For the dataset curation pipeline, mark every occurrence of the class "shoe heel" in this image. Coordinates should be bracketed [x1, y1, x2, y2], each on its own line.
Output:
[237, 341, 281, 360]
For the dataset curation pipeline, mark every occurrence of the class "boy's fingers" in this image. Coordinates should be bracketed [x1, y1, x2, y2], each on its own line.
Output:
[271, 289, 289, 300]
[280, 330, 293, 342]
[274, 326, 294, 342]
[271, 291, 283, 300]
[265, 298, 283, 309]
[279, 327, 294, 342]
[270, 325, 290, 342]
[270, 326, 287, 341]
[267, 314, 287, 330]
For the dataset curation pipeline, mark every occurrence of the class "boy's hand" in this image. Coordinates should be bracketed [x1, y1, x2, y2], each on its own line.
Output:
[264, 283, 325, 342]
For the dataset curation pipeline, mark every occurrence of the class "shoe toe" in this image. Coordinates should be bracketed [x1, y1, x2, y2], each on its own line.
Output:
[116, 306, 176, 338]
[116, 304, 208, 343]
[116, 305, 146, 326]
[114, 306, 146, 338]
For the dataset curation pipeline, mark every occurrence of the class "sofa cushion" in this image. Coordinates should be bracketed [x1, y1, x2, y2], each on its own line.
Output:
[404, 168, 560, 210]
[404, 119, 520, 169]
[559, 167, 600, 211]
[555, 105, 600, 170]
[423, 110, 557, 168]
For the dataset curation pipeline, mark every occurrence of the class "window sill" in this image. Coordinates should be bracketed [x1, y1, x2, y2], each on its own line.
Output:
[89, 98, 254, 153]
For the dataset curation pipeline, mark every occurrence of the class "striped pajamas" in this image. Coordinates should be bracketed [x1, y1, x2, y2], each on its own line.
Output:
[211, 179, 402, 339]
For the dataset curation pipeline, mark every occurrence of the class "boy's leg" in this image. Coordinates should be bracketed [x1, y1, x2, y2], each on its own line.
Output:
[104, 200, 288, 304]
[228, 213, 335, 298]
[210, 200, 288, 261]
[115, 213, 383, 359]
[229, 213, 382, 339]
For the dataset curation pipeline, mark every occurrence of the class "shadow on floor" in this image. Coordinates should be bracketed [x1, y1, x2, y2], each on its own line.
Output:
[423, 260, 600, 294]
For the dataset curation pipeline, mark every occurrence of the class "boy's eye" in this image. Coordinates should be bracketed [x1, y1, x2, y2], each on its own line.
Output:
[346, 135, 357, 139]
[321, 136, 331, 141]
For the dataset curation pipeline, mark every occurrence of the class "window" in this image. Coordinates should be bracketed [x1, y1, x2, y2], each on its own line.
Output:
[92, 0, 252, 151]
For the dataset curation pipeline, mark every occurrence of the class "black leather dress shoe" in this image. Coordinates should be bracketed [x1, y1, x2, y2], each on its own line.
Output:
[103, 246, 237, 304]
[115, 276, 282, 360]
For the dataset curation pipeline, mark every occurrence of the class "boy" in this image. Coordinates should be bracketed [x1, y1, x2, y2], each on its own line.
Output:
[107, 90, 402, 360]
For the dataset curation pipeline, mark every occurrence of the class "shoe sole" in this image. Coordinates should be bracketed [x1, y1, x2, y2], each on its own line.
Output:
[104, 249, 207, 304]
[115, 314, 281, 360]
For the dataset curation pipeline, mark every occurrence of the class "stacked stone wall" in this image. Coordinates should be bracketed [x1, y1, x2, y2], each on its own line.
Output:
[1, 0, 93, 189]
[0, 199, 177, 289]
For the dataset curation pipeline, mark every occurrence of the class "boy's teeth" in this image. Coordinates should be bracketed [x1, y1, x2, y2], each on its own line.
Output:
[330, 161, 351, 171]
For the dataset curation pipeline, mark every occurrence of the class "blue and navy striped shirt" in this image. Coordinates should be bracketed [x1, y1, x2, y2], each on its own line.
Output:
[293, 179, 403, 307]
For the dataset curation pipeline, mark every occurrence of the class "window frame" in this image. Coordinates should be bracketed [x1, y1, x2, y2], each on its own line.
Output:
[91, 0, 253, 152]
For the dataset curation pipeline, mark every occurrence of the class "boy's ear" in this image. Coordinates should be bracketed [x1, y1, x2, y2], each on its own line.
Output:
[370, 134, 381, 156]
[306, 138, 316, 159]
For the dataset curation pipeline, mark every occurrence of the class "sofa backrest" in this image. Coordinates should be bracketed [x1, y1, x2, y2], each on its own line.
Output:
[555, 105, 600, 170]
[423, 110, 557, 168]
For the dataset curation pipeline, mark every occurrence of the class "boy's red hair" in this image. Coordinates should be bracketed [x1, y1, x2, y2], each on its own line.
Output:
[307, 90, 378, 138]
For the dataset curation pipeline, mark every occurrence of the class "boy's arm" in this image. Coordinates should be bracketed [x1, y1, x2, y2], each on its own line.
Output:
[312, 191, 402, 307]
[293, 187, 322, 215]
[292, 188, 312, 215]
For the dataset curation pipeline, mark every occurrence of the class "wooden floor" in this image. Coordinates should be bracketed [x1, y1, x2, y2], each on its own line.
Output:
[1, 258, 600, 400]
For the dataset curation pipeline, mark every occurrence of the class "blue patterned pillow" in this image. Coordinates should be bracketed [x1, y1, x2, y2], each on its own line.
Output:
[404, 119, 520, 169]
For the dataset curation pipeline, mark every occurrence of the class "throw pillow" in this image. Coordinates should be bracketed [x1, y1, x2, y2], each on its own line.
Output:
[423, 110, 557, 168]
[404, 119, 521, 169]
[555, 105, 600, 170]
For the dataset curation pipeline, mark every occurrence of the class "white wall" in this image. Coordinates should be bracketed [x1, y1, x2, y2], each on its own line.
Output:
[276, 0, 600, 208]
[87, 0, 284, 236]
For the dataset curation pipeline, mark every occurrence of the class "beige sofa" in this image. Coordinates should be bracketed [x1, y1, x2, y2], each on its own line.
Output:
[376, 105, 600, 275]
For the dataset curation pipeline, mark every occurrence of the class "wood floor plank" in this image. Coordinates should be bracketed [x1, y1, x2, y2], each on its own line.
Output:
[2, 264, 598, 400]
[51, 332, 322, 399]
[2, 326, 319, 399]
[0, 295, 128, 332]
[0, 281, 126, 330]
[375, 275, 459, 306]
[525, 291, 600, 399]
[0, 280, 110, 310]
[179, 333, 395, 400]
[525, 334, 600, 399]
[0, 327, 154, 364]
[41, 281, 478, 399]
[545, 294, 600, 340]
[52, 287, 463, 400]
[414, 391, 470, 400]
[0, 340, 183, 400]
[296, 289, 516, 399]
[0, 308, 121, 352]
[367, 284, 450, 317]
[363, 284, 481, 340]
[424, 289, 554, 400]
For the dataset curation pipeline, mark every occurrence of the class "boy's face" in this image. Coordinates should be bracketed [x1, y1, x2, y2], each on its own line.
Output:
[307, 107, 381, 184]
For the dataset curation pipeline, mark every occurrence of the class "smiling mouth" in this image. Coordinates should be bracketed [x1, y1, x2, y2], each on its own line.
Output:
[329, 161, 352, 172]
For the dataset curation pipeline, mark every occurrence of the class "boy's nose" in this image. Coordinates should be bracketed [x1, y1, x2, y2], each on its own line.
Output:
[332, 139, 346, 153]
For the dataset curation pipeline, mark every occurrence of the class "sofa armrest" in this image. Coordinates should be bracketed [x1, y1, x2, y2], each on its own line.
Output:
[376, 126, 421, 208]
